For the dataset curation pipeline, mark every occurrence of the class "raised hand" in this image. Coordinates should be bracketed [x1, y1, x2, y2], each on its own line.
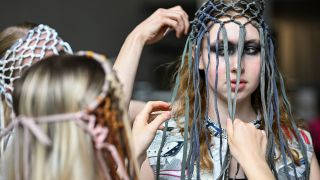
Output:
[131, 5, 189, 44]
[113, 6, 189, 113]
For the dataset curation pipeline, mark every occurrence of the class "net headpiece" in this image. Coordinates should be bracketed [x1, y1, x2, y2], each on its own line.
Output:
[0, 24, 73, 107]
[156, 0, 310, 179]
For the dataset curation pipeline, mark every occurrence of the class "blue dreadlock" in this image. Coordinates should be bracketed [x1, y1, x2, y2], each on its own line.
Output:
[156, 0, 310, 179]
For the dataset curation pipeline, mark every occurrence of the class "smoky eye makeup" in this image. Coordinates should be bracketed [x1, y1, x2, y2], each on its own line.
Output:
[210, 42, 236, 56]
[243, 41, 261, 55]
[210, 40, 260, 56]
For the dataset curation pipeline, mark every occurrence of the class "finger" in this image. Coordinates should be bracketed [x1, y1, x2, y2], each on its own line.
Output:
[136, 101, 170, 121]
[158, 125, 165, 130]
[261, 130, 267, 146]
[148, 110, 170, 123]
[169, 6, 189, 34]
[169, 5, 183, 11]
[149, 111, 171, 131]
[169, 10, 189, 35]
[158, 18, 180, 37]
[143, 101, 170, 113]
[156, 9, 185, 38]
[164, 12, 185, 38]
[226, 118, 234, 138]
[233, 118, 242, 128]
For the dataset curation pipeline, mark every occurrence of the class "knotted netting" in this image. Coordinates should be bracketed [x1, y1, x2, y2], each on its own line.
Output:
[0, 24, 73, 158]
[156, 0, 310, 179]
[0, 24, 73, 107]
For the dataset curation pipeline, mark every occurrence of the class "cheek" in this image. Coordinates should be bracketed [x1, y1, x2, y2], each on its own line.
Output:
[249, 61, 261, 82]
[206, 61, 226, 86]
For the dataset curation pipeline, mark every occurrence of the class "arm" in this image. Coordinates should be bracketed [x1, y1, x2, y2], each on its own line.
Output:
[140, 158, 155, 180]
[226, 118, 275, 180]
[310, 152, 320, 180]
[129, 100, 146, 121]
[113, 6, 189, 111]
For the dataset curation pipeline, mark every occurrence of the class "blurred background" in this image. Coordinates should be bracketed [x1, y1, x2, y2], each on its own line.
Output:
[1, 0, 320, 155]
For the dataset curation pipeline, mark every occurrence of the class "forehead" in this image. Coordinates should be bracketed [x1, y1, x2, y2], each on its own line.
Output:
[208, 17, 259, 42]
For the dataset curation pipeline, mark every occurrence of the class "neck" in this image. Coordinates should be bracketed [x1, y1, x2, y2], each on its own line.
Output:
[208, 95, 257, 129]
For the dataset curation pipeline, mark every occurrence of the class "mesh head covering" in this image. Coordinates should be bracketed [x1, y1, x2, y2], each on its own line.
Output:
[0, 24, 73, 106]
[0, 51, 138, 180]
[157, 0, 310, 179]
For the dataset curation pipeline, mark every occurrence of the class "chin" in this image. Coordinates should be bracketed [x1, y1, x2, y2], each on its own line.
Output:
[228, 92, 251, 103]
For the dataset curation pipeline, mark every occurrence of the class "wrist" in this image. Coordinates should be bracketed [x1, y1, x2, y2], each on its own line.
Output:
[134, 148, 146, 167]
[128, 28, 147, 45]
[241, 159, 274, 180]
[240, 154, 264, 170]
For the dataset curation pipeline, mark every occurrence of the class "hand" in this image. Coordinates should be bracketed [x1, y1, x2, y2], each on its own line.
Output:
[113, 6, 189, 109]
[226, 118, 274, 180]
[226, 118, 267, 164]
[132, 101, 171, 166]
[131, 5, 189, 45]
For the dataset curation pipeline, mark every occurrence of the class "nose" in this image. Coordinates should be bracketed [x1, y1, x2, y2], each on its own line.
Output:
[230, 55, 244, 74]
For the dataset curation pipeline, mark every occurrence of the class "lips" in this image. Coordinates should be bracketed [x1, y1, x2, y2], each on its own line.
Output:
[230, 79, 247, 91]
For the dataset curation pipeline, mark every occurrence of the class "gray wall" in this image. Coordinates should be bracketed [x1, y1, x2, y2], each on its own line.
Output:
[0, 0, 195, 96]
[1, 0, 141, 57]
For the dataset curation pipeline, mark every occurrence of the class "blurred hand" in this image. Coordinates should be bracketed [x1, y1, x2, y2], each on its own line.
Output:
[132, 5, 189, 45]
[132, 101, 171, 165]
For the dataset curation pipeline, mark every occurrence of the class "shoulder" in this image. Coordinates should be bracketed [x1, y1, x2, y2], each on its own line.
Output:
[282, 126, 313, 150]
[280, 127, 314, 166]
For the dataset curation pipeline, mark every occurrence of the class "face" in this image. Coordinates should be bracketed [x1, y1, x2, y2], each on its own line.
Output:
[200, 17, 261, 103]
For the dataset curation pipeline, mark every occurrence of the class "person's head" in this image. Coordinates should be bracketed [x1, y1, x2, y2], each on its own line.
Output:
[164, 0, 309, 179]
[1, 52, 137, 180]
[0, 23, 37, 131]
[0, 22, 37, 58]
[0, 24, 73, 104]
[0, 24, 73, 131]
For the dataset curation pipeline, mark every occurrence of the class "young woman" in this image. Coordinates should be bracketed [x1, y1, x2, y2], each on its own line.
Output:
[0, 52, 172, 180]
[133, 0, 320, 179]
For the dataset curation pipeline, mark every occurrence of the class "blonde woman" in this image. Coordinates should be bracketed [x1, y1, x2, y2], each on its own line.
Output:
[0, 23, 73, 157]
[0, 52, 171, 179]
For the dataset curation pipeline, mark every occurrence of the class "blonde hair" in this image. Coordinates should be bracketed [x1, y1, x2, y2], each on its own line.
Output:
[2, 55, 137, 180]
[0, 23, 36, 156]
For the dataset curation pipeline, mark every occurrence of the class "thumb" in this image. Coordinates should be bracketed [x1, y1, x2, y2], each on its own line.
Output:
[226, 118, 234, 138]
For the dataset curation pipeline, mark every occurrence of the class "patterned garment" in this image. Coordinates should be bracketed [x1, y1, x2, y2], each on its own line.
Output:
[147, 118, 314, 180]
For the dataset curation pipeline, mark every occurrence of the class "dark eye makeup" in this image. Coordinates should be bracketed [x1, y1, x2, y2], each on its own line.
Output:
[210, 40, 260, 57]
